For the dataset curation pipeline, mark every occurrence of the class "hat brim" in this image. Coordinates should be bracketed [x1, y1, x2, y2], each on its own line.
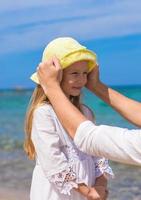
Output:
[30, 49, 97, 84]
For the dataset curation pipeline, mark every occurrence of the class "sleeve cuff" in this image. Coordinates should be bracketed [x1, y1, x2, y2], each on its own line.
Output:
[74, 120, 96, 150]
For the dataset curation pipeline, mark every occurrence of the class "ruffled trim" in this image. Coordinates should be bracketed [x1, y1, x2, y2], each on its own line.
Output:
[48, 160, 91, 195]
[48, 165, 77, 195]
[95, 158, 114, 179]
[48, 155, 114, 195]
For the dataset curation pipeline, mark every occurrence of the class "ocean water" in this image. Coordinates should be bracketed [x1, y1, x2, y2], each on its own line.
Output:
[0, 86, 141, 199]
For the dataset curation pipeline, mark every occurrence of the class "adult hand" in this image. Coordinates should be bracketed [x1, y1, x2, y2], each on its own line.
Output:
[37, 56, 62, 93]
[86, 64, 100, 91]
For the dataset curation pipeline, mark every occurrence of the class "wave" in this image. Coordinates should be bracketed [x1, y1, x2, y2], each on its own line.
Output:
[0, 135, 23, 151]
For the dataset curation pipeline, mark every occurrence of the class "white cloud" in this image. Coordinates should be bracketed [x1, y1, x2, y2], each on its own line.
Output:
[0, 0, 68, 12]
[0, 0, 141, 54]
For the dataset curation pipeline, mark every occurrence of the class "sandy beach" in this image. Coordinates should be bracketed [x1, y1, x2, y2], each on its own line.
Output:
[0, 149, 141, 200]
[0, 150, 33, 200]
[0, 187, 29, 200]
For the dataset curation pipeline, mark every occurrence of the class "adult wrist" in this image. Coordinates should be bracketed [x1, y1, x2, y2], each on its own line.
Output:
[90, 80, 103, 93]
[42, 82, 60, 95]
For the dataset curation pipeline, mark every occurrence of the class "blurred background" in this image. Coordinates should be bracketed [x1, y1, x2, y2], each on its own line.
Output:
[0, 0, 141, 199]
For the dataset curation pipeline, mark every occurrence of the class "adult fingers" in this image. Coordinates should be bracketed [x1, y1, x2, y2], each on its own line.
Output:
[52, 56, 63, 82]
[52, 56, 61, 70]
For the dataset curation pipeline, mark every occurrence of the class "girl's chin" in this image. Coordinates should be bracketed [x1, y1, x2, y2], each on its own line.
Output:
[65, 89, 81, 97]
[69, 92, 81, 97]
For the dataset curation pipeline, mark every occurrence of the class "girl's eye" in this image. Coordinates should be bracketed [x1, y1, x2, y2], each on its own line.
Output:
[71, 72, 88, 75]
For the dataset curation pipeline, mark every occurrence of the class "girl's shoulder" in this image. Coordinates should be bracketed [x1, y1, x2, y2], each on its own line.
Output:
[34, 103, 54, 116]
[80, 104, 95, 121]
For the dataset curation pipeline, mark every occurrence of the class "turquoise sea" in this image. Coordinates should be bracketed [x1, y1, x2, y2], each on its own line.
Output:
[0, 86, 141, 199]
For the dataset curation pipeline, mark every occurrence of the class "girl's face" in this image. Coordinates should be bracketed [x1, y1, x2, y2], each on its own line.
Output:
[61, 61, 88, 97]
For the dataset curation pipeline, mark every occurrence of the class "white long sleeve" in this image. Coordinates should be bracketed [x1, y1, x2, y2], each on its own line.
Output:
[74, 121, 141, 166]
[32, 105, 79, 195]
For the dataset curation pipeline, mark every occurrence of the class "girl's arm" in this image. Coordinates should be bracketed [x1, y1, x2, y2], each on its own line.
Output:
[75, 184, 107, 200]
[94, 175, 108, 199]
[75, 184, 90, 197]
[81, 105, 111, 199]
[95, 175, 107, 188]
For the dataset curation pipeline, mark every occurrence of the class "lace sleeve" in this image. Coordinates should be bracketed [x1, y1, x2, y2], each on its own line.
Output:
[94, 157, 114, 179]
[48, 165, 78, 195]
[32, 106, 79, 195]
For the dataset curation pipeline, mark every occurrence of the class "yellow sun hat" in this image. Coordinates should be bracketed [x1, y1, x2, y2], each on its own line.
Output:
[30, 37, 97, 84]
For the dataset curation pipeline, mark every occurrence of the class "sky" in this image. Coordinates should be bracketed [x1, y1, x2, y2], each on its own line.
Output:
[0, 0, 141, 89]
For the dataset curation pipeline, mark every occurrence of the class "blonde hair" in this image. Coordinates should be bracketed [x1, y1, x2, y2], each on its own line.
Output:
[24, 85, 48, 160]
[24, 85, 82, 160]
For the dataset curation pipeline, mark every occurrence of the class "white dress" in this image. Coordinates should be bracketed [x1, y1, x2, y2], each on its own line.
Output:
[30, 104, 113, 200]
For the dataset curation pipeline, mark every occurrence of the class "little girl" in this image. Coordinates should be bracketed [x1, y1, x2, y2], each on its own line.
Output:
[24, 37, 114, 200]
